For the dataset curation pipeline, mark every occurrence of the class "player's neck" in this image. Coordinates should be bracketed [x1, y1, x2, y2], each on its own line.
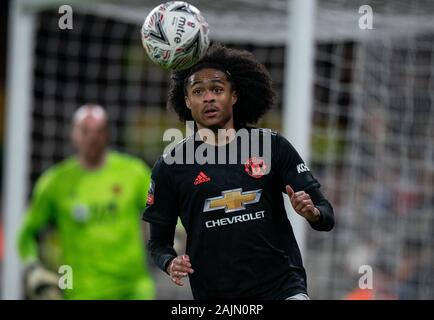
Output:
[78, 152, 107, 170]
[196, 122, 236, 146]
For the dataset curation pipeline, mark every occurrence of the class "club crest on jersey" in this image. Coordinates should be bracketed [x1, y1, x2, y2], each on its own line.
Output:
[203, 188, 262, 213]
[112, 184, 122, 195]
[244, 157, 268, 179]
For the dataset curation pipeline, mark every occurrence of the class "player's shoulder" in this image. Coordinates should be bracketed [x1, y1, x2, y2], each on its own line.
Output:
[108, 151, 151, 173]
[35, 157, 79, 190]
[248, 127, 279, 137]
[248, 127, 298, 152]
[157, 134, 195, 167]
[246, 127, 281, 144]
[151, 135, 193, 175]
[163, 134, 195, 158]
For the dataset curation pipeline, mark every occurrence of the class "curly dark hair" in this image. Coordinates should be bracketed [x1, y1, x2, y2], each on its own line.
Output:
[167, 43, 276, 128]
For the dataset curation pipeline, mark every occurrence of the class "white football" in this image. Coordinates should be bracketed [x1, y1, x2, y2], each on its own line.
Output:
[141, 1, 210, 71]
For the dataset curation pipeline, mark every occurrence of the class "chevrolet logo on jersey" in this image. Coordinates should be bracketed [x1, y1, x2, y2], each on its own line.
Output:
[203, 188, 262, 213]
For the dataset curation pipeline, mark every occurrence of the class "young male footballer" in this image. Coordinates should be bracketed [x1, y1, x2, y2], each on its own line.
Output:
[143, 44, 335, 300]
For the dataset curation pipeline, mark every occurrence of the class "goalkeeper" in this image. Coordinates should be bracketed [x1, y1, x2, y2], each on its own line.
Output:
[18, 104, 156, 300]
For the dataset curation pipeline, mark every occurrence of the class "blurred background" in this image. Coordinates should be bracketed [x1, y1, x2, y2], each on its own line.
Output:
[1, 0, 433, 299]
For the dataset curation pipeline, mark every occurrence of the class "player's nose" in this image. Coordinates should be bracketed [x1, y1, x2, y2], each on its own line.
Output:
[202, 90, 215, 103]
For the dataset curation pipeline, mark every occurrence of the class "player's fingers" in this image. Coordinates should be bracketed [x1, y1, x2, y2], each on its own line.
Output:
[285, 185, 294, 199]
[290, 191, 303, 202]
[302, 199, 313, 206]
[294, 202, 305, 212]
[294, 191, 306, 197]
[170, 267, 186, 281]
[293, 192, 310, 202]
[301, 204, 315, 214]
[180, 255, 194, 272]
[291, 196, 304, 209]
[180, 259, 192, 268]
[171, 276, 184, 286]
[294, 195, 312, 208]
[173, 270, 188, 277]
[173, 265, 194, 274]
[170, 259, 188, 277]
[291, 195, 304, 207]
[173, 259, 193, 272]
[172, 256, 183, 267]
[182, 254, 190, 262]
[173, 259, 192, 269]
[170, 258, 181, 271]
[173, 257, 188, 268]
[293, 198, 308, 211]
[174, 255, 191, 268]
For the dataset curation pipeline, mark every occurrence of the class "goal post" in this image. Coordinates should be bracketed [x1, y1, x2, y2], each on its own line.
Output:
[283, 0, 317, 258]
[2, 0, 36, 300]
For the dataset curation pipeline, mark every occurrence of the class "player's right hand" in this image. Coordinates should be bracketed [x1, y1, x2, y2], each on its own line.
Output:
[166, 254, 194, 286]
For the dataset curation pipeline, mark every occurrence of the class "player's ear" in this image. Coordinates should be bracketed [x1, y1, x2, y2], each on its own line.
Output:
[231, 90, 237, 106]
[185, 96, 191, 109]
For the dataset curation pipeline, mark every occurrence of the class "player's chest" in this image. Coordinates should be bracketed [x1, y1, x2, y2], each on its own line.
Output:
[172, 159, 275, 198]
[55, 176, 135, 223]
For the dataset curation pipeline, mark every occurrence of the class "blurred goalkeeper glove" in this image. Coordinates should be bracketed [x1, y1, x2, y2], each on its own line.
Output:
[24, 262, 64, 300]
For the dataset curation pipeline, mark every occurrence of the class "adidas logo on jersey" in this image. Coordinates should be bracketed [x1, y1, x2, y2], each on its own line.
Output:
[194, 171, 211, 185]
[297, 163, 310, 174]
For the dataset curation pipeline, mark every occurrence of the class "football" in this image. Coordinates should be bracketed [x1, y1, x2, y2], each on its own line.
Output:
[141, 1, 210, 71]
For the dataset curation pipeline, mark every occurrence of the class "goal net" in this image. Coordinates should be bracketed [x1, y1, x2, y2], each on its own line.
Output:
[306, 0, 434, 299]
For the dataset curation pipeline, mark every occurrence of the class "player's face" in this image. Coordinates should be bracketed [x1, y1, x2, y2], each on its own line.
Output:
[72, 114, 108, 161]
[185, 68, 237, 131]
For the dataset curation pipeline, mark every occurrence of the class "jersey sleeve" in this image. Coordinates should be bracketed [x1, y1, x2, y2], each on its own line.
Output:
[274, 134, 320, 193]
[17, 170, 56, 263]
[142, 156, 179, 226]
[133, 158, 153, 214]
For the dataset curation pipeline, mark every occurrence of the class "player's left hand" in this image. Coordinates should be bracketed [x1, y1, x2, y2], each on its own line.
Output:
[286, 185, 320, 223]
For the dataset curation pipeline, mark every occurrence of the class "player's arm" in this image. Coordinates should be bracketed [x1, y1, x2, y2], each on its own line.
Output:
[135, 158, 154, 242]
[275, 134, 335, 231]
[17, 171, 62, 299]
[142, 157, 192, 285]
[148, 222, 177, 273]
[148, 222, 193, 286]
[17, 172, 55, 263]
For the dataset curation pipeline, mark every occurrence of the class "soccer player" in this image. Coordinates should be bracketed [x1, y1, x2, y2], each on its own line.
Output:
[143, 44, 335, 300]
[18, 104, 155, 299]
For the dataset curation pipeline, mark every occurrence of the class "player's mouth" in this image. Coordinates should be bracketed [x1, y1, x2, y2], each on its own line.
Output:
[203, 105, 219, 117]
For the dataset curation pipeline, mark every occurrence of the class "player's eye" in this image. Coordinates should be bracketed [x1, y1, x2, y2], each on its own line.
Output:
[213, 87, 223, 94]
[192, 88, 202, 95]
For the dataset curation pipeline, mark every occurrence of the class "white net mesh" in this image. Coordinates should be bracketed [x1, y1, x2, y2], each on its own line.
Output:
[306, 1, 434, 299]
[21, 0, 434, 299]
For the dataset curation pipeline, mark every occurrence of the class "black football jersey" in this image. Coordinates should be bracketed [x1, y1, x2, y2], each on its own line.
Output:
[143, 129, 323, 299]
